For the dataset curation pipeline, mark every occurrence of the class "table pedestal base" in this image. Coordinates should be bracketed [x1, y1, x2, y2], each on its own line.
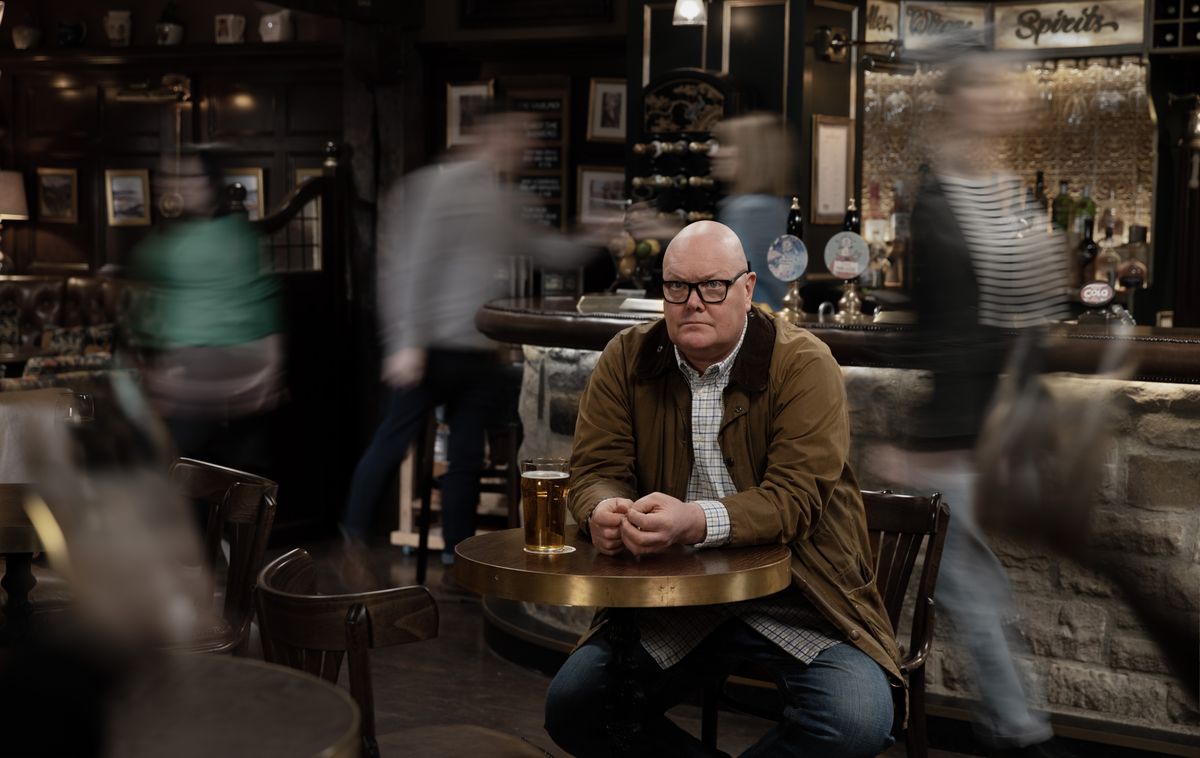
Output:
[1, 553, 35, 643]
[605, 608, 648, 755]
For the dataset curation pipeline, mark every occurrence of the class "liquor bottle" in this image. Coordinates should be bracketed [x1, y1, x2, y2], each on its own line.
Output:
[889, 181, 911, 288]
[1051, 180, 1074, 232]
[1034, 170, 1048, 212]
[1074, 184, 1096, 236]
[787, 196, 804, 240]
[1093, 227, 1121, 286]
[842, 198, 861, 233]
[1118, 224, 1150, 290]
[1078, 218, 1099, 281]
[1100, 188, 1123, 240]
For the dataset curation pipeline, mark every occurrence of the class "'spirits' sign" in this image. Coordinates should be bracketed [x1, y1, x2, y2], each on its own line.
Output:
[994, 1, 1145, 50]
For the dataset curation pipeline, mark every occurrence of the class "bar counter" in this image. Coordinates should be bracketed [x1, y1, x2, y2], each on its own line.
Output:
[477, 297, 1200, 384]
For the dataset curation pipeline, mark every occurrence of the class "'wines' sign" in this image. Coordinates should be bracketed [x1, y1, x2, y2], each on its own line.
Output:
[994, 1, 1145, 50]
[901, 2, 988, 51]
[865, 1, 900, 43]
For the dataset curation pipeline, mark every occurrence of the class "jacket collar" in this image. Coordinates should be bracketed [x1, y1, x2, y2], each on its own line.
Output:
[636, 307, 775, 392]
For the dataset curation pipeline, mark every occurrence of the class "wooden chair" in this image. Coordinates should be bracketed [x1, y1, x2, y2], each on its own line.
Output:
[256, 548, 549, 758]
[414, 412, 522, 585]
[168, 457, 278, 655]
[700, 490, 949, 758]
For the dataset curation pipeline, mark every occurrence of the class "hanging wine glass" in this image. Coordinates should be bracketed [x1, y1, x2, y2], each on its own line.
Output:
[883, 90, 912, 125]
[863, 88, 881, 119]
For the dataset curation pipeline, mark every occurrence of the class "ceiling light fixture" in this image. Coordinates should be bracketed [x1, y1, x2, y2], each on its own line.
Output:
[672, 0, 708, 26]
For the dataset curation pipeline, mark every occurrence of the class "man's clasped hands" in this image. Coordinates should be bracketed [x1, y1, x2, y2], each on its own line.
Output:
[587, 494, 709, 556]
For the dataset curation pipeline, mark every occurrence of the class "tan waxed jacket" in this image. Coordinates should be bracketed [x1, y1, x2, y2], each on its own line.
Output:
[569, 307, 906, 721]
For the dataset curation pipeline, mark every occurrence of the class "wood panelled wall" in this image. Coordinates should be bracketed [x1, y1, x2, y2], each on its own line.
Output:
[0, 45, 343, 273]
[629, 0, 859, 281]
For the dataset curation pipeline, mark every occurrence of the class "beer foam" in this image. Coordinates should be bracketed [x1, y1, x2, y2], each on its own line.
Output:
[522, 470, 569, 479]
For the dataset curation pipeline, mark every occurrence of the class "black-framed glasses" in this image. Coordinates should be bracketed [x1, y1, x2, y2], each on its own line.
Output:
[661, 270, 749, 304]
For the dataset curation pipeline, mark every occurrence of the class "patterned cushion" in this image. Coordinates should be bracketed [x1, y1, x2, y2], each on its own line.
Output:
[22, 351, 112, 378]
[0, 304, 18, 353]
[40, 325, 85, 355]
[83, 324, 115, 355]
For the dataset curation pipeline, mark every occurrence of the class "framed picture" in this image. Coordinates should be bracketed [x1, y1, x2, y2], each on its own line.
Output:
[577, 165, 625, 224]
[36, 168, 78, 224]
[811, 115, 855, 225]
[447, 81, 495, 148]
[295, 167, 324, 269]
[224, 168, 265, 220]
[587, 78, 626, 142]
[105, 169, 151, 226]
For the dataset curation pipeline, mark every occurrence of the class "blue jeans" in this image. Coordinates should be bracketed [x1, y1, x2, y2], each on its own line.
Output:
[341, 349, 515, 553]
[545, 618, 894, 758]
[919, 455, 1053, 749]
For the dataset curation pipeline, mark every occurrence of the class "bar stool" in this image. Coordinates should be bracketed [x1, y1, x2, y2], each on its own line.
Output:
[413, 410, 521, 585]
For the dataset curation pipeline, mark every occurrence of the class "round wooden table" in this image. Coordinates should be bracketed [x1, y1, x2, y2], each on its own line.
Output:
[455, 526, 792, 607]
[107, 654, 361, 758]
[456, 526, 792, 754]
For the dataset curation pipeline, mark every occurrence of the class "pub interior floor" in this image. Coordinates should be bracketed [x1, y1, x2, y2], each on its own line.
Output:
[289, 542, 971, 758]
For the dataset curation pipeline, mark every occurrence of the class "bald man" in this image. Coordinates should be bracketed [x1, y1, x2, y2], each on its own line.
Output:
[544, 222, 902, 757]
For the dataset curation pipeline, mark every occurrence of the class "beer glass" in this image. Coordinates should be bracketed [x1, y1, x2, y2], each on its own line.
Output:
[521, 458, 571, 554]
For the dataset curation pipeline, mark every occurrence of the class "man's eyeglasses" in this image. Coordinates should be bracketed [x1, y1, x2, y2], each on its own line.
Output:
[661, 270, 749, 304]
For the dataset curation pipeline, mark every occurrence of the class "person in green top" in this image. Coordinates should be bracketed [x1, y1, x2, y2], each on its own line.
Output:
[129, 149, 284, 473]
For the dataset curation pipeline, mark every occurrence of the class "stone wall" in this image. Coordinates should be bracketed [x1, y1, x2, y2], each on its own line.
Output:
[518, 346, 1200, 740]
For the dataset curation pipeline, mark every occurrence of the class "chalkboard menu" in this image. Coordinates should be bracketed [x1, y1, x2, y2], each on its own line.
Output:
[506, 75, 570, 235]
[521, 203, 562, 228]
[518, 176, 562, 199]
[522, 147, 561, 170]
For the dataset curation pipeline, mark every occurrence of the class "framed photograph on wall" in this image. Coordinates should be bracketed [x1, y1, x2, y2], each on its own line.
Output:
[577, 165, 625, 224]
[811, 115, 855, 225]
[447, 80, 495, 148]
[224, 168, 265, 220]
[105, 169, 151, 226]
[586, 78, 626, 142]
[36, 168, 78, 224]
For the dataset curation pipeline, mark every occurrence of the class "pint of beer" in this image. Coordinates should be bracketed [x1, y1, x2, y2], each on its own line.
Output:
[521, 458, 569, 554]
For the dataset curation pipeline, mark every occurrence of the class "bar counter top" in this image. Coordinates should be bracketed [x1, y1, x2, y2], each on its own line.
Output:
[476, 297, 1200, 384]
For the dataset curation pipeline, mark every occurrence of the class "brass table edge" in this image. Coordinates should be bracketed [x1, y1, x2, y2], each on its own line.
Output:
[455, 547, 793, 608]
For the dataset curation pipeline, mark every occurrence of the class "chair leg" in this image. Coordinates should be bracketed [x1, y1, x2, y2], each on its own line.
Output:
[505, 421, 521, 529]
[700, 677, 720, 749]
[415, 412, 438, 586]
[905, 669, 928, 758]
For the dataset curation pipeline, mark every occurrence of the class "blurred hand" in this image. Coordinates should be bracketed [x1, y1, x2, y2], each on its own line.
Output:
[588, 498, 633, 555]
[382, 348, 426, 388]
[621, 492, 706, 557]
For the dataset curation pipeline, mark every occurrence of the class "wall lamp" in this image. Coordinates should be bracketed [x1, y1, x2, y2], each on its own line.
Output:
[673, 0, 708, 26]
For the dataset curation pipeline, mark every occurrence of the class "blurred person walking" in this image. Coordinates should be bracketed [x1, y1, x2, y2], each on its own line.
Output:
[712, 113, 797, 311]
[342, 109, 589, 587]
[869, 46, 1075, 758]
[129, 149, 285, 475]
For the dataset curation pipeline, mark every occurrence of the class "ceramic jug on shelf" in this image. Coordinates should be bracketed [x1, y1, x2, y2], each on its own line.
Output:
[214, 14, 245, 44]
[104, 10, 131, 47]
[258, 9, 292, 43]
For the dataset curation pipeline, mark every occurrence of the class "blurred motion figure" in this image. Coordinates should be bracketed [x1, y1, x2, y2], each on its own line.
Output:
[869, 45, 1074, 758]
[129, 148, 285, 474]
[712, 113, 798, 311]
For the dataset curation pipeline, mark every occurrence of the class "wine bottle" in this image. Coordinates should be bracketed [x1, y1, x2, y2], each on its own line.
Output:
[787, 196, 804, 240]
[842, 198, 861, 234]
[1100, 188, 1123, 240]
[632, 141, 662, 157]
[1051, 180, 1074, 232]
[687, 139, 718, 155]
[1074, 184, 1096, 236]
[686, 175, 715, 188]
[1034, 170, 1047, 212]
[1078, 217, 1099, 281]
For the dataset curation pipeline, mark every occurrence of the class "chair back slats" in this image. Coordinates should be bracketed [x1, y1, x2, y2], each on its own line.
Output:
[168, 458, 278, 653]
[256, 549, 439, 746]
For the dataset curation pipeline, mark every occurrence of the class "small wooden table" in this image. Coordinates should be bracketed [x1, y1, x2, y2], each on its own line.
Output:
[456, 526, 792, 753]
[0, 485, 39, 643]
[107, 654, 361, 758]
